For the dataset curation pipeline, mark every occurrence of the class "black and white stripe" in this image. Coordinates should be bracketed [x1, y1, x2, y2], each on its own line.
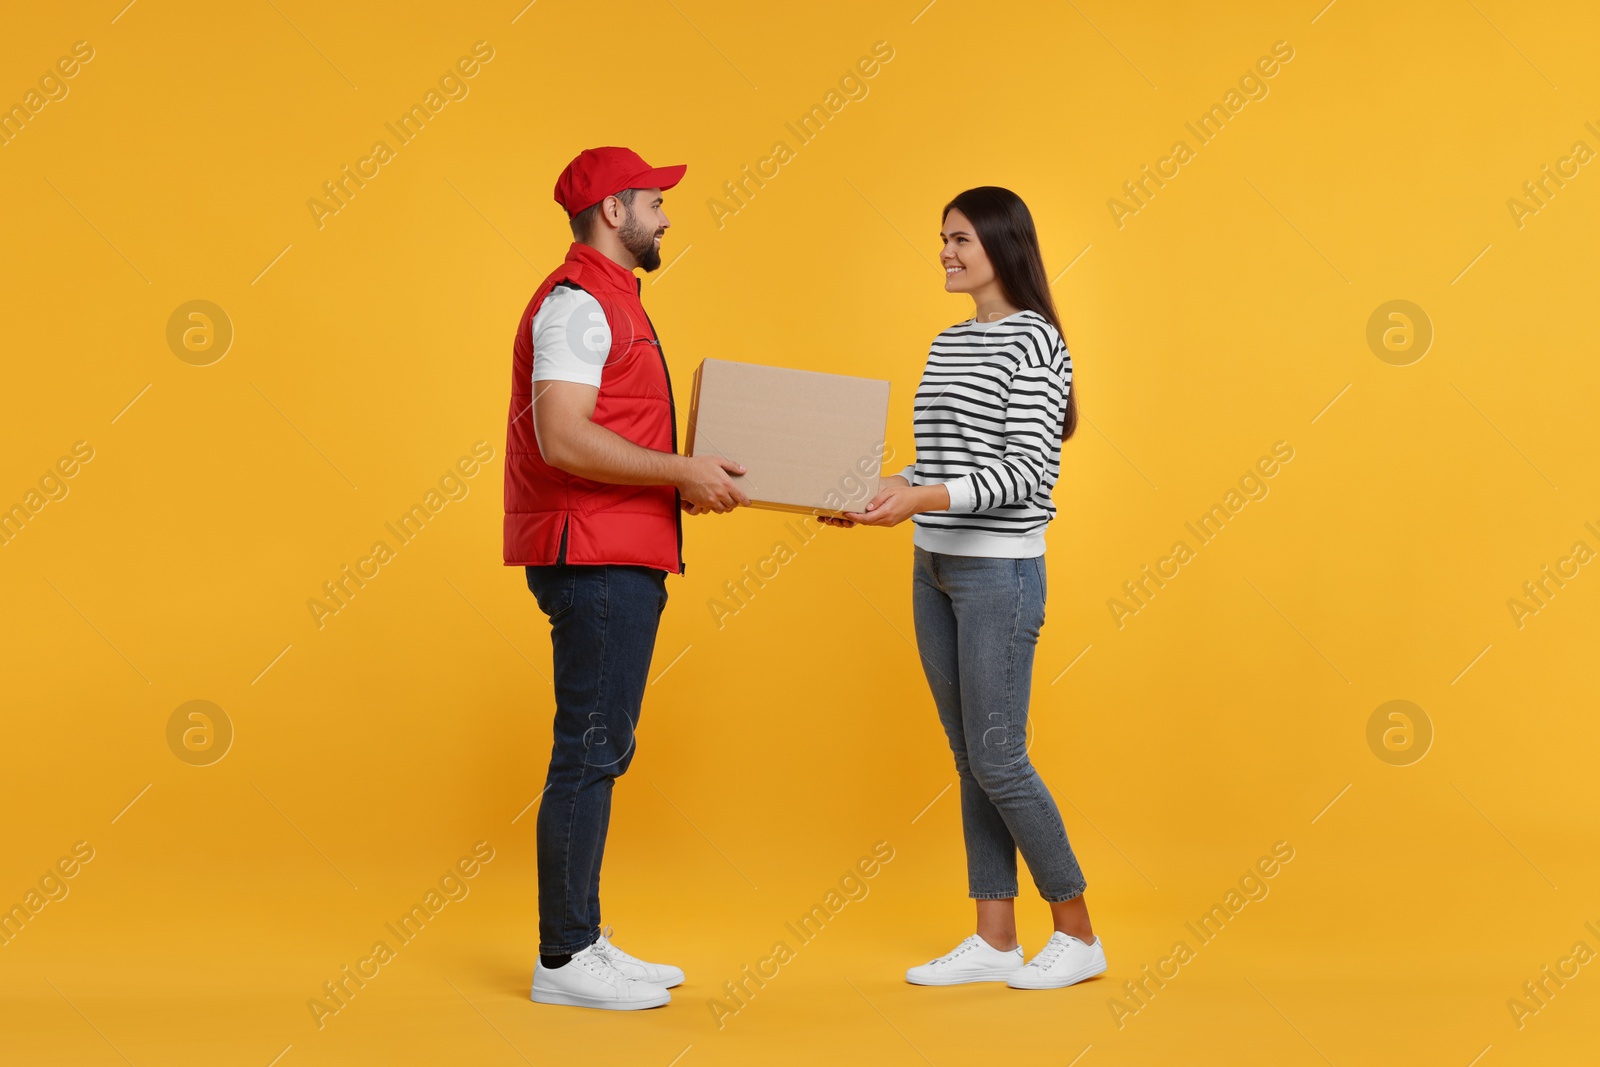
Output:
[899, 310, 1071, 557]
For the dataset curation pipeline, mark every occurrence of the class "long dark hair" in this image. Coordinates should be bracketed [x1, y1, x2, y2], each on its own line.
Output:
[943, 186, 1077, 441]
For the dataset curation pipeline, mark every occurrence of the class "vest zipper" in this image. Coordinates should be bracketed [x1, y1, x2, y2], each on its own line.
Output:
[640, 303, 685, 576]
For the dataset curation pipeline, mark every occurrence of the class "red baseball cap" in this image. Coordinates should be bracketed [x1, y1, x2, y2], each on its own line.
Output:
[553, 147, 687, 218]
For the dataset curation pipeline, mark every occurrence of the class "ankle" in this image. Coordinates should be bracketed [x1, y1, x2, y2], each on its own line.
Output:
[978, 932, 1019, 952]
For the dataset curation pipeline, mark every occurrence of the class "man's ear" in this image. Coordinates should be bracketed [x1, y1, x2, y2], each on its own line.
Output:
[598, 194, 624, 231]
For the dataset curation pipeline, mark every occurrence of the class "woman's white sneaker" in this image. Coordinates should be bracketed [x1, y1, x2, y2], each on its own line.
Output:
[1006, 932, 1107, 989]
[530, 944, 670, 1010]
[592, 927, 685, 988]
[906, 935, 1024, 985]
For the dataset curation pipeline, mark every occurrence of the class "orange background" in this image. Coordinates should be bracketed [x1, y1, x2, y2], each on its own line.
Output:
[3, 1, 1599, 1063]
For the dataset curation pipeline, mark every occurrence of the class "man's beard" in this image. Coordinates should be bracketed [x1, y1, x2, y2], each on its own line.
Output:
[619, 210, 662, 271]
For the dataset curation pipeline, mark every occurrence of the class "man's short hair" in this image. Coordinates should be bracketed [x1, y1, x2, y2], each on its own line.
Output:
[570, 187, 639, 242]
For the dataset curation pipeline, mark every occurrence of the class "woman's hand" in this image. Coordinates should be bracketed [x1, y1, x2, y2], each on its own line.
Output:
[814, 474, 912, 529]
[844, 482, 950, 527]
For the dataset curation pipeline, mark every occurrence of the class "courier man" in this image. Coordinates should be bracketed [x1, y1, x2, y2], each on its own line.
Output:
[504, 146, 747, 1010]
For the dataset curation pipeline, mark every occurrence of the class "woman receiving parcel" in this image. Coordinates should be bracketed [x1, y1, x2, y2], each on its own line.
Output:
[826, 186, 1103, 991]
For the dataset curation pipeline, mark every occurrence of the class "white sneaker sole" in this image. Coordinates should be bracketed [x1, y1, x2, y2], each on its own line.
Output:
[1006, 959, 1107, 989]
[530, 986, 671, 1010]
[906, 966, 1020, 986]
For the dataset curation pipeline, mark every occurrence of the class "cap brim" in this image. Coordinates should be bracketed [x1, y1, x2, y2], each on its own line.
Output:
[632, 163, 686, 193]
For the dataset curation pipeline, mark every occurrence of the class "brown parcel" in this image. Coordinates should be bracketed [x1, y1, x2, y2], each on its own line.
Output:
[685, 358, 891, 516]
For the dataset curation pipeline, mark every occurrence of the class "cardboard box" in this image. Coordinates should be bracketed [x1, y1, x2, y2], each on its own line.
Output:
[685, 358, 891, 516]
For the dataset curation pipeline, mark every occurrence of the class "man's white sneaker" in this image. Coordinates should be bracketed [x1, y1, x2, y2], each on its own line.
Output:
[906, 935, 1024, 986]
[1006, 932, 1107, 989]
[530, 943, 670, 1010]
[593, 927, 685, 988]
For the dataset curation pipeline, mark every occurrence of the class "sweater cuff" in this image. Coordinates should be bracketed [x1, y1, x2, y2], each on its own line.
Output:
[894, 464, 916, 485]
[941, 476, 977, 513]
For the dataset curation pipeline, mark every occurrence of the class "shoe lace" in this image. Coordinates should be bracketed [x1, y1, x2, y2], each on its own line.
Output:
[580, 948, 629, 982]
[933, 937, 980, 965]
[578, 951, 612, 975]
[595, 926, 633, 964]
[1030, 938, 1069, 969]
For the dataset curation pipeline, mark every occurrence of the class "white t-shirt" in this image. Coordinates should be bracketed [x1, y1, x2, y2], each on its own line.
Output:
[530, 285, 611, 388]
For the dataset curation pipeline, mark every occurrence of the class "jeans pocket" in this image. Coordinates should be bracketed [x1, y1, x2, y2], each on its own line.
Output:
[1034, 556, 1047, 605]
[526, 567, 576, 621]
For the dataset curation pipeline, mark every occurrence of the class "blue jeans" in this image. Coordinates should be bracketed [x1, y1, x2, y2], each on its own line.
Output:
[525, 563, 668, 954]
[911, 546, 1087, 903]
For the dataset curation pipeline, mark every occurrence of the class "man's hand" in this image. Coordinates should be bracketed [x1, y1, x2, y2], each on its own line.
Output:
[678, 454, 749, 514]
[532, 382, 750, 515]
[844, 479, 949, 527]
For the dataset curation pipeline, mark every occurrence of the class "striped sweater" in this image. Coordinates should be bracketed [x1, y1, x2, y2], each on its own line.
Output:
[896, 310, 1072, 558]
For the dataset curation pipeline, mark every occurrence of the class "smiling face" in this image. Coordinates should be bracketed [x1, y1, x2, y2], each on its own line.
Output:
[939, 208, 996, 294]
[617, 187, 669, 271]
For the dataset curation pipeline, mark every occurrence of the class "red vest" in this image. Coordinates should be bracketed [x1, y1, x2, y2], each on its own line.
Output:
[504, 242, 683, 573]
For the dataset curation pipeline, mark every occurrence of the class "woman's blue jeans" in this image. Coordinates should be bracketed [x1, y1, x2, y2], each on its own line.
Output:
[911, 546, 1087, 903]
